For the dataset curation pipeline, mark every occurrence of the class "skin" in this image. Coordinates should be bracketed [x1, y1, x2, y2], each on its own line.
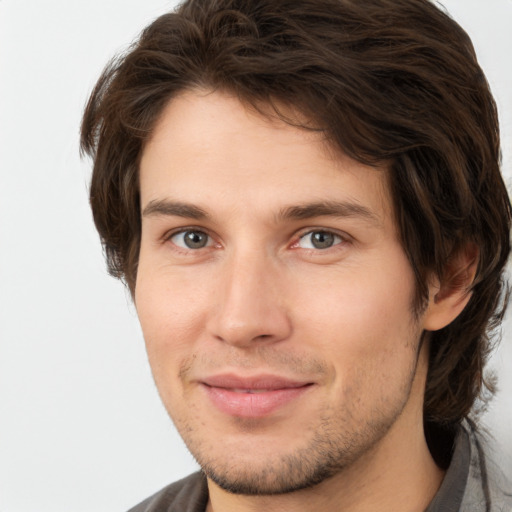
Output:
[136, 89, 471, 512]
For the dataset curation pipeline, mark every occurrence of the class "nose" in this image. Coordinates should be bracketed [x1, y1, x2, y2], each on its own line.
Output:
[207, 250, 292, 347]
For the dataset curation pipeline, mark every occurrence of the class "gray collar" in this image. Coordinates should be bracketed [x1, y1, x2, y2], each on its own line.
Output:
[426, 419, 512, 512]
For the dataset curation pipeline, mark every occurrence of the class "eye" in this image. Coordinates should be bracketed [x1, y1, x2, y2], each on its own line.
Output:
[170, 230, 211, 249]
[297, 230, 343, 250]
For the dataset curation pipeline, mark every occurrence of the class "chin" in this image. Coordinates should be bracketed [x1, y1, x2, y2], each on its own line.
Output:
[188, 417, 390, 496]
[201, 453, 342, 496]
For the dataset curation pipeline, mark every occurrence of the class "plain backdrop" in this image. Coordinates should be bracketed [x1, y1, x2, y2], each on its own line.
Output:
[0, 1, 511, 511]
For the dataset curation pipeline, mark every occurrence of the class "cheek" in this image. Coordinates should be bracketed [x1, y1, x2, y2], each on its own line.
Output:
[292, 258, 418, 382]
[135, 275, 209, 417]
[135, 264, 211, 377]
[297, 263, 415, 340]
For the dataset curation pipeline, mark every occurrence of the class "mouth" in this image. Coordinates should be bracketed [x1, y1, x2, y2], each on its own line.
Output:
[200, 374, 314, 418]
[228, 388, 283, 394]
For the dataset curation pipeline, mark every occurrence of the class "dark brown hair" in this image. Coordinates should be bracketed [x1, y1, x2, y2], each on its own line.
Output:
[81, 0, 511, 436]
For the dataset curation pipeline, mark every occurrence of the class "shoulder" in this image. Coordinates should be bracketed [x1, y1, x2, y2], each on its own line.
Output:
[127, 472, 208, 512]
[461, 419, 512, 512]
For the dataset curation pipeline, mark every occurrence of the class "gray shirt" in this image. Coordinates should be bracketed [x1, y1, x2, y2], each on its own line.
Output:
[129, 420, 512, 512]
[426, 420, 511, 511]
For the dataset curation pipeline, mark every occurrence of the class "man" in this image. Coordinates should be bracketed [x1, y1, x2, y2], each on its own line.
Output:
[80, 0, 512, 510]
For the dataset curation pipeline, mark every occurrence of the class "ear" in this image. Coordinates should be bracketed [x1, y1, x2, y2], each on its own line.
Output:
[422, 244, 479, 331]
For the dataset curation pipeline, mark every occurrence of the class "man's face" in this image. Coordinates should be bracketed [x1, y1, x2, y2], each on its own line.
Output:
[136, 90, 431, 494]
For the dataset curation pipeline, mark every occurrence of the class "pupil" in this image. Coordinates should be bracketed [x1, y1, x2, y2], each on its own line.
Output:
[185, 231, 207, 248]
[312, 231, 334, 249]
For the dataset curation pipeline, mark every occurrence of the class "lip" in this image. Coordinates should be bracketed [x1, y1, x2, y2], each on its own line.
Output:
[200, 374, 314, 418]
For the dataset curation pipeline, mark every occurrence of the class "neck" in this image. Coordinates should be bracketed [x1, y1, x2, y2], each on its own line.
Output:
[206, 347, 444, 512]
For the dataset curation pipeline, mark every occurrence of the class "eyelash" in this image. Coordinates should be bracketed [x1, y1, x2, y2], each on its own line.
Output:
[291, 229, 349, 252]
[162, 227, 350, 254]
[163, 227, 216, 251]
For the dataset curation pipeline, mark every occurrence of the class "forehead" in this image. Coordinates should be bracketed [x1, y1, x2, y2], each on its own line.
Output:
[144, 89, 337, 168]
[139, 89, 392, 223]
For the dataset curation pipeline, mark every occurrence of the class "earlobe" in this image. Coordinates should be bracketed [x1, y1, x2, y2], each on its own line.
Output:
[422, 244, 479, 331]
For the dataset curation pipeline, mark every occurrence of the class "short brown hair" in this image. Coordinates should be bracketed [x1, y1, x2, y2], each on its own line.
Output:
[80, 0, 511, 436]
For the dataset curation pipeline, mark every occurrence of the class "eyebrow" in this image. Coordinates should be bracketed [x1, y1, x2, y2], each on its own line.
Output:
[277, 200, 380, 224]
[141, 198, 380, 225]
[142, 199, 208, 219]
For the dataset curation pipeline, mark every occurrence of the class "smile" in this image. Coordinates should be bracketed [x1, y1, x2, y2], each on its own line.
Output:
[200, 374, 314, 418]
[231, 389, 275, 394]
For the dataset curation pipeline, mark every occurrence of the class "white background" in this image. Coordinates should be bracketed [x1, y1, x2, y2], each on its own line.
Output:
[0, 1, 511, 510]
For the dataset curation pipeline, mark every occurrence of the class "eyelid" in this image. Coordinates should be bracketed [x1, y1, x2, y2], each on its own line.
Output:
[162, 225, 206, 240]
[162, 226, 219, 249]
[290, 227, 351, 250]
